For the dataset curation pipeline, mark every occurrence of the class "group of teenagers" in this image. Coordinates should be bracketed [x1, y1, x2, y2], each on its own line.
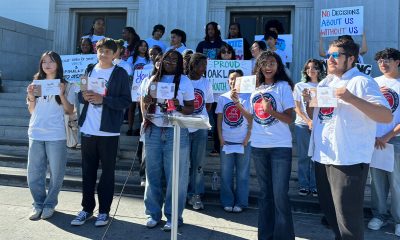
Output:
[25, 17, 400, 240]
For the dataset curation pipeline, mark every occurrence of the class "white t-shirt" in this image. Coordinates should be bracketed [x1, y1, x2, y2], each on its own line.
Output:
[375, 75, 400, 137]
[189, 77, 214, 132]
[28, 83, 76, 141]
[113, 58, 133, 76]
[145, 37, 167, 53]
[143, 75, 195, 127]
[82, 35, 105, 52]
[293, 81, 318, 125]
[250, 81, 295, 148]
[127, 56, 151, 70]
[309, 68, 390, 165]
[80, 64, 120, 136]
[216, 91, 251, 143]
[166, 44, 187, 54]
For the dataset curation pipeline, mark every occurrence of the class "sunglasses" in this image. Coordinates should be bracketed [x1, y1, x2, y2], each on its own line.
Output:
[221, 50, 232, 54]
[326, 52, 347, 59]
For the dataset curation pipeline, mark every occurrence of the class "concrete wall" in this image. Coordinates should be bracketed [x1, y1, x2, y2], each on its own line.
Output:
[0, 17, 54, 80]
[0, 0, 52, 30]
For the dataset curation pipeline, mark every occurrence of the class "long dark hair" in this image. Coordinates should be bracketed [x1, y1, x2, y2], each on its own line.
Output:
[145, 50, 183, 128]
[205, 21, 222, 42]
[301, 59, 325, 83]
[227, 23, 242, 38]
[188, 53, 207, 79]
[132, 40, 150, 64]
[255, 50, 293, 89]
[217, 42, 236, 60]
[89, 17, 105, 36]
[78, 37, 93, 54]
[33, 51, 67, 105]
[124, 27, 140, 54]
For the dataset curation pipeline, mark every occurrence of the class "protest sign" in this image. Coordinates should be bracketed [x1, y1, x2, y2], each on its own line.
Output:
[320, 6, 363, 37]
[33, 79, 60, 97]
[131, 67, 153, 101]
[356, 63, 372, 76]
[206, 60, 252, 94]
[234, 75, 256, 93]
[61, 54, 97, 83]
[223, 38, 244, 60]
[255, 34, 292, 62]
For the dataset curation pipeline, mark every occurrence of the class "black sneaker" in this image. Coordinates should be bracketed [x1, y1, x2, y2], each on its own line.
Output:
[298, 188, 310, 196]
[71, 211, 92, 226]
[312, 189, 318, 197]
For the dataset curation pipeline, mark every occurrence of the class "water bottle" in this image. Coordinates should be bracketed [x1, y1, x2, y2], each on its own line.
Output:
[212, 171, 219, 191]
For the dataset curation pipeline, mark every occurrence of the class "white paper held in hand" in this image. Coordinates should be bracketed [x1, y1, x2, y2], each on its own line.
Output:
[33, 79, 60, 96]
[309, 87, 337, 107]
[87, 77, 106, 95]
[234, 75, 256, 93]
[370, 143, 395, 172]
[222, 144, 244, 154]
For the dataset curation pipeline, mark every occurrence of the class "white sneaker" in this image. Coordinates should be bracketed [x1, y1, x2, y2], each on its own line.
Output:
[140, 180, 146, 187]
[367, 217, 386, 230]
[41, 208, 55, 219]
[395, 224, 400, 237]
[28, 208, 42, 220]
[191, 195, 204, 210]
[223, 206, 233, 212]
[146, 218, 158, 228]
[232, 206, 243, 213]
[163, 222, 172, 232]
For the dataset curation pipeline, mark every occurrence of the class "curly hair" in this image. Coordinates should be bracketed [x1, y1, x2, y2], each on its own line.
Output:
[254, 50, 293, 89]
[374, 48, 400, 62]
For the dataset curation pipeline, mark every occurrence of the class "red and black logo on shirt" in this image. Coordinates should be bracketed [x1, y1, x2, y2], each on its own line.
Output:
[383, 88, 399, 113]
[318, 107, 335, 121]
[193, 88, 205, 114]
[223, 102, 243, 127]
[252, 93, 277, 126]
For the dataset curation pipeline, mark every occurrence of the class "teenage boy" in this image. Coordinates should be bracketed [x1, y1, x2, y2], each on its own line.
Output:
[166, 29, 187, 54]
[264, 30, 287, 65]
[145, 24, 167, 53]
[71, 38, 131, 227]
[368, 48, 400, 237]
[305, 39, 392, 239]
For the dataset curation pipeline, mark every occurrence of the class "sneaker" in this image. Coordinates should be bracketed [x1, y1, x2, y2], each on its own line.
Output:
[41, 208, 55, 219]
[209, 150, 219, 157]
[146, 218, 158, 228]
[298, 188, 310, 196]
[232, 206, 243, 213]
[95, 213, 109, 227]
[28, 208, 42, 220]
[223, 206, 233, 212]
[395, 224, 400, 237]
[71, 211, 92, 226]
[140, 179, 146, 187]
[191, 195, 204, 210]
[162, 222, 172, 232]
[312, 189, 318, 197]
[367, 217, 386, 230]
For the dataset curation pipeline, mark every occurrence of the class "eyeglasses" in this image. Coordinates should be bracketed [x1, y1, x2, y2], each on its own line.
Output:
[377, 58, 394, 65]
[221, 50, 232, 54]
[164, 58, 178, 65]
[261, 62, 277, 68]
[326, 52, 347, 59]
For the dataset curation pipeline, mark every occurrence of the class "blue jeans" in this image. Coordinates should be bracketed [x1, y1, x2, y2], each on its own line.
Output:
[27, 139, 67, 209]
[144, 126, 189, 224]
[252, 147, 295, 240]
[294, 124, 316, 190]
[371, 137, 400, 223]
[220, 142, 251, 208]
[187, 129, 208, 197]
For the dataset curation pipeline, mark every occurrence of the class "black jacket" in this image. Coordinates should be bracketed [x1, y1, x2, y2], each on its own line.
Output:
[78, 64, 131, 133]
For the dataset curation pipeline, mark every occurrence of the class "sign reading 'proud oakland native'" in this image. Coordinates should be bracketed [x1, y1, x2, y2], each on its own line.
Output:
[320, 6, 363, 37]
[206, 60, 252, 94]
